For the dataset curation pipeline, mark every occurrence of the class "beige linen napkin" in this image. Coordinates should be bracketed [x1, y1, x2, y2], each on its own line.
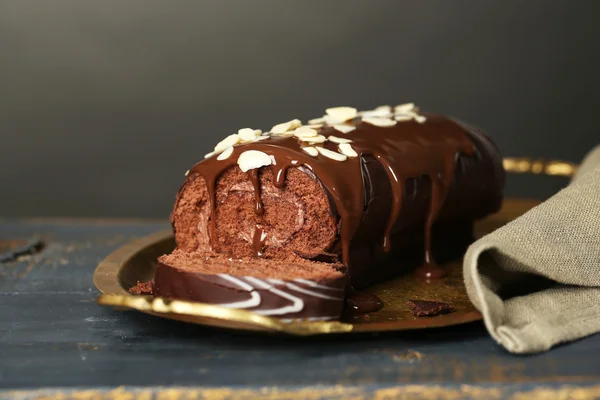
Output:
[464, 146, 600, 354]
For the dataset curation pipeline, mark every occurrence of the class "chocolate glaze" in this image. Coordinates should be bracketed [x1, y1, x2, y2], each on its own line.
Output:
[252, 225, 266, 258]
[346, 290, 383, 314]
[247, 169, 264, 216]
[190, 113, 504, 280]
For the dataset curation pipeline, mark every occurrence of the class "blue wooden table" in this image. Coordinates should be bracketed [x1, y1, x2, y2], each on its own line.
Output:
[1, 219, 600, 399]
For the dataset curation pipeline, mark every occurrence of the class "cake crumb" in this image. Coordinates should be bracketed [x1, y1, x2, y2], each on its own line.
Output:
[129, 281, 153, 295]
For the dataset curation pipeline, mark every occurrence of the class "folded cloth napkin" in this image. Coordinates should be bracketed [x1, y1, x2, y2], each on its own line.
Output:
[464, 146, 600, 354]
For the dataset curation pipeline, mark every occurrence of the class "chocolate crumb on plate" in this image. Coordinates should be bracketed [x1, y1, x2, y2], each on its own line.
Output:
[129, 281, 153, 295]
[408, 300, 457, 317]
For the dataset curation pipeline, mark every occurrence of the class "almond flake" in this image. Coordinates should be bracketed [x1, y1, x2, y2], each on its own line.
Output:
[251, 135, 270, 142]
[300, 134, 326, 144]
[293, 127, 318, 138]
[184, 170, 190, 176]
[214, 134, 241, 152]
[217, 146, 234, 160]
[359, 105, 392, 118]
[394, 114, 413, 122]
[305, 123, 323, 129]
[270, 119, 302, 135]
[316, 146, 347, 161]
[325, 107, 357, 123]
[237, 150, 272, 172]
[328, 135, 352, 144]
[415, 115, 427, 124]
[204, 151, 216, 159]
[362, 117, 397, 127]
[302, 146, 319, 157]
[238, 128, 258, 142]
[333, 124, 356, 134]
[273, 131, 295, 137]
[338, 143, 358, 158]
[308, 117, 326, 125]
[323, 115, 341, 125]
[394, 103, 415, 114]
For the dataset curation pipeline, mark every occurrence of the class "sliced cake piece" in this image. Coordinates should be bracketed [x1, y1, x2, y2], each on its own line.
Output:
[153, 249, 347, 320]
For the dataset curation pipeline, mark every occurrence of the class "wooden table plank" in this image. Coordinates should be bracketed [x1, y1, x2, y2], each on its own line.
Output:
[1, 219, 599, 399]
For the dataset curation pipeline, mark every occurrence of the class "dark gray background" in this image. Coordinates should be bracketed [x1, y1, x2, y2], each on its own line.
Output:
[1, 1, 598, 218]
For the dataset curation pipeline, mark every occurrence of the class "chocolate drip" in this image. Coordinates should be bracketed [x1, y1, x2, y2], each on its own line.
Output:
[190, 113, 497, 279]
[374, 152, 404, 252]
[272, 164, 289, 189]
[247, 169, 264, 216]
[205, 174, 219, 252]
[252, 225, 266, 257]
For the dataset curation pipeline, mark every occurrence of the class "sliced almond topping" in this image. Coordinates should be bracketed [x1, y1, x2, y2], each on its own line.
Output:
[293, 127, 318, 138]
[251, 135, 270, 142]
[323, 115, 341, 125]
[338, 143, 358, 158]
[302, 146, 319, 157]
[238, 128, 258, 142]
[376, 105, 392, 112]
[333, 124, 356, 134]
[308, 116, 326, 125]
[316, 146, 347, 161]
[415, 115, 427, 124]
[394, 103, 415, 114]
[325, 106, 357, 123]
[217, 145, 234, 160]
[328, 135, 353, 144]
[184, 170, 190, 176]
[359, 105, 393, 118]
[300, 134, 326, 144]
[274, 131, 295, 137]
[204, 151, 216, 159]
[237, 150, 272, 172]
[270, 119, 302, 135]
[304, 123, 324, 129]
[362, 117, 397, 127]
[394, 114, 413, 122]
[214, 134, 241, 152]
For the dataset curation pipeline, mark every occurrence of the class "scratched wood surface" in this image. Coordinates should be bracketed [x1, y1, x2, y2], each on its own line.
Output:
[1, 218, 600, 400]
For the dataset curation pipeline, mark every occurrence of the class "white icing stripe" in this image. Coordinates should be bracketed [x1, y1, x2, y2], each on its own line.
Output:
[213, 275, 343, 316]
[243, 276, 272, 289]
[285, 283, 342, 300]
[255, 287, 304, 316]
[292, 279, 344, 291]
[217, 274, 254, 291]
[267, 278, 285, 285]
[217, 291, 261, 309]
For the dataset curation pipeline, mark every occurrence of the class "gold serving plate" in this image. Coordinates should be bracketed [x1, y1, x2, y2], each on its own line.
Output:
[95, 195, 543, 335]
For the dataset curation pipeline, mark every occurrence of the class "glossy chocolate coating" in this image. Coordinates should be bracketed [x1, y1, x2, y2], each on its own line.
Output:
[190, 113, 504, 281]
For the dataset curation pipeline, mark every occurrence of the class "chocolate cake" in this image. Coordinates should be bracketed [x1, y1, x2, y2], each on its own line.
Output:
[154, 250, 346, 320]
[145, 104, 505, 320]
